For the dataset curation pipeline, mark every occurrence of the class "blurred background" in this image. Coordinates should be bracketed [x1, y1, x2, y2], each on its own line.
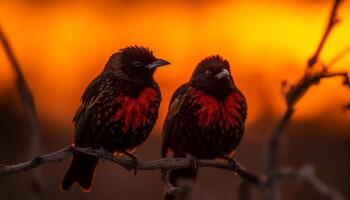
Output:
[0, 0, 349, 199]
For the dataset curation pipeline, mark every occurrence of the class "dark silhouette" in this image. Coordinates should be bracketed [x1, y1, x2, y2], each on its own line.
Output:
[61, 46, 170, 191]
[161, 56, 247, 200]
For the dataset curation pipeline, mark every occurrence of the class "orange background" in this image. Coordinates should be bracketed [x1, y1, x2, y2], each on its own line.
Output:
[1, 1, 350, 200]
[1, 0, 349, 134]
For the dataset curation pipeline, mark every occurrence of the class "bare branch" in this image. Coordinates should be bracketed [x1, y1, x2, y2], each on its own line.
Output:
[308, 0, 343, 67]
[320, 71, 350, 87]
[265, 0, 347, 199]
[327, 46, 350, 67]
[0, 147, 346, 199]
[0, 146, 264, 192]
[0, 26, 44, 196]
[278, 165, 346, 200]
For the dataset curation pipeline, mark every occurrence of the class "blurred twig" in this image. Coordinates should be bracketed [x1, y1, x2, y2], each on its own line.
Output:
[327, 46, 350, 67]
[265, 0, 348, 199]
[278, 165, 346, 200]
[266, 0, 346, 199]
[0, 146, 263, 194]
[0, 26, 44, 198]
[307, 0, 342, 67]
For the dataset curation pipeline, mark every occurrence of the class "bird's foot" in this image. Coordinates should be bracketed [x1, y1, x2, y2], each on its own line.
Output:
[221, 156, 239, 171]
[100, 148, 113, 162]
[186, 154, 198, 170]
[123, 151, 139, 175]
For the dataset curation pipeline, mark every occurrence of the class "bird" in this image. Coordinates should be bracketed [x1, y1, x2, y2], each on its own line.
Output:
[61, 46, 170, 192]
[161, 55, 247, 200]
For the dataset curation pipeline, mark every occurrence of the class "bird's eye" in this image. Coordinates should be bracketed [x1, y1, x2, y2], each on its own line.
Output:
[205, 70, 212, 77]
[133, 61, 143, 67]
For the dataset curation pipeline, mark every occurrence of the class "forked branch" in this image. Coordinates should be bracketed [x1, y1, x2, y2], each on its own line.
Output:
[265, 0, 348, 199]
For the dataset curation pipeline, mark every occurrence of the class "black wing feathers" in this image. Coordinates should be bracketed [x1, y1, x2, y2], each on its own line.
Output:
[161, 83, 191, 157]
[73, 75, 114, 144]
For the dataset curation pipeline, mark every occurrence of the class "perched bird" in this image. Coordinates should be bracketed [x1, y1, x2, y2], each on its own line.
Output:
[61, 46, 170, 192]
[161, 55, 247, 200]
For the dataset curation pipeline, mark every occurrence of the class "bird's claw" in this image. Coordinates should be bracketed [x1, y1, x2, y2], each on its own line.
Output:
[101, 148, 113, 162]
[131, 157, 139, 176]
[186, 154, 198, 170]
[123, 151, 138, 175]
[227, 158, 239, 171]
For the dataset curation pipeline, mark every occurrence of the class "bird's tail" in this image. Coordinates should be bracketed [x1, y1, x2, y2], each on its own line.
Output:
[61, 154, 98, 192]
[164, 155, 198, 200]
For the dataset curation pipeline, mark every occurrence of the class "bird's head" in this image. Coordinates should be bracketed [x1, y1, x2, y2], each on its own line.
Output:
[190, 55, 236, 99]
[105, 46, 170, 82]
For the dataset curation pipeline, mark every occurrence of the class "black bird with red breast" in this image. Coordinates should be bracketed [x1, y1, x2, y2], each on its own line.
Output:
[61, 46, 170, 192]
[161, 55, 247, 200]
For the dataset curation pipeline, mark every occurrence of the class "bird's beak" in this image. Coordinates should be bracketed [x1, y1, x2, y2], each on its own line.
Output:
[215, 68, 230, 79]
[146, 59, 171, 70]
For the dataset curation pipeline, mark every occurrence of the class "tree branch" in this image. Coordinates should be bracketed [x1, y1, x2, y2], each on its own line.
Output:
[0, 26, 44, 197]
[327, 46, 350, 67]
[308, 0, 343, 67]
[0, 146, 264, 194]
[265, 0, 347, 199]
[278, 165, 346, 200]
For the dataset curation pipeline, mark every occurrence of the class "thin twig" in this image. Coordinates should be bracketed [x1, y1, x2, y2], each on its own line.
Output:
[327, 46, 350, 67]
[0, 26, 44, 197]
[278, 165, 346, 200]
[0, 147, 346, 199]
[320, 71, 350, 87]
[308, 0, 343, 67]
[265, 0, 346, 199]
[0, 146, 263, 194]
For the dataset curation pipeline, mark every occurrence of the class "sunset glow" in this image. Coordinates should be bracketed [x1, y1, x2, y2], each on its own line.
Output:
[1, 0, 349, 133]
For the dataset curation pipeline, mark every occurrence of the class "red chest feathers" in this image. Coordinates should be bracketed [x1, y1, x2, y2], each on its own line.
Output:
[190, 88, 244, 128]
[113, 88, 158, 132]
